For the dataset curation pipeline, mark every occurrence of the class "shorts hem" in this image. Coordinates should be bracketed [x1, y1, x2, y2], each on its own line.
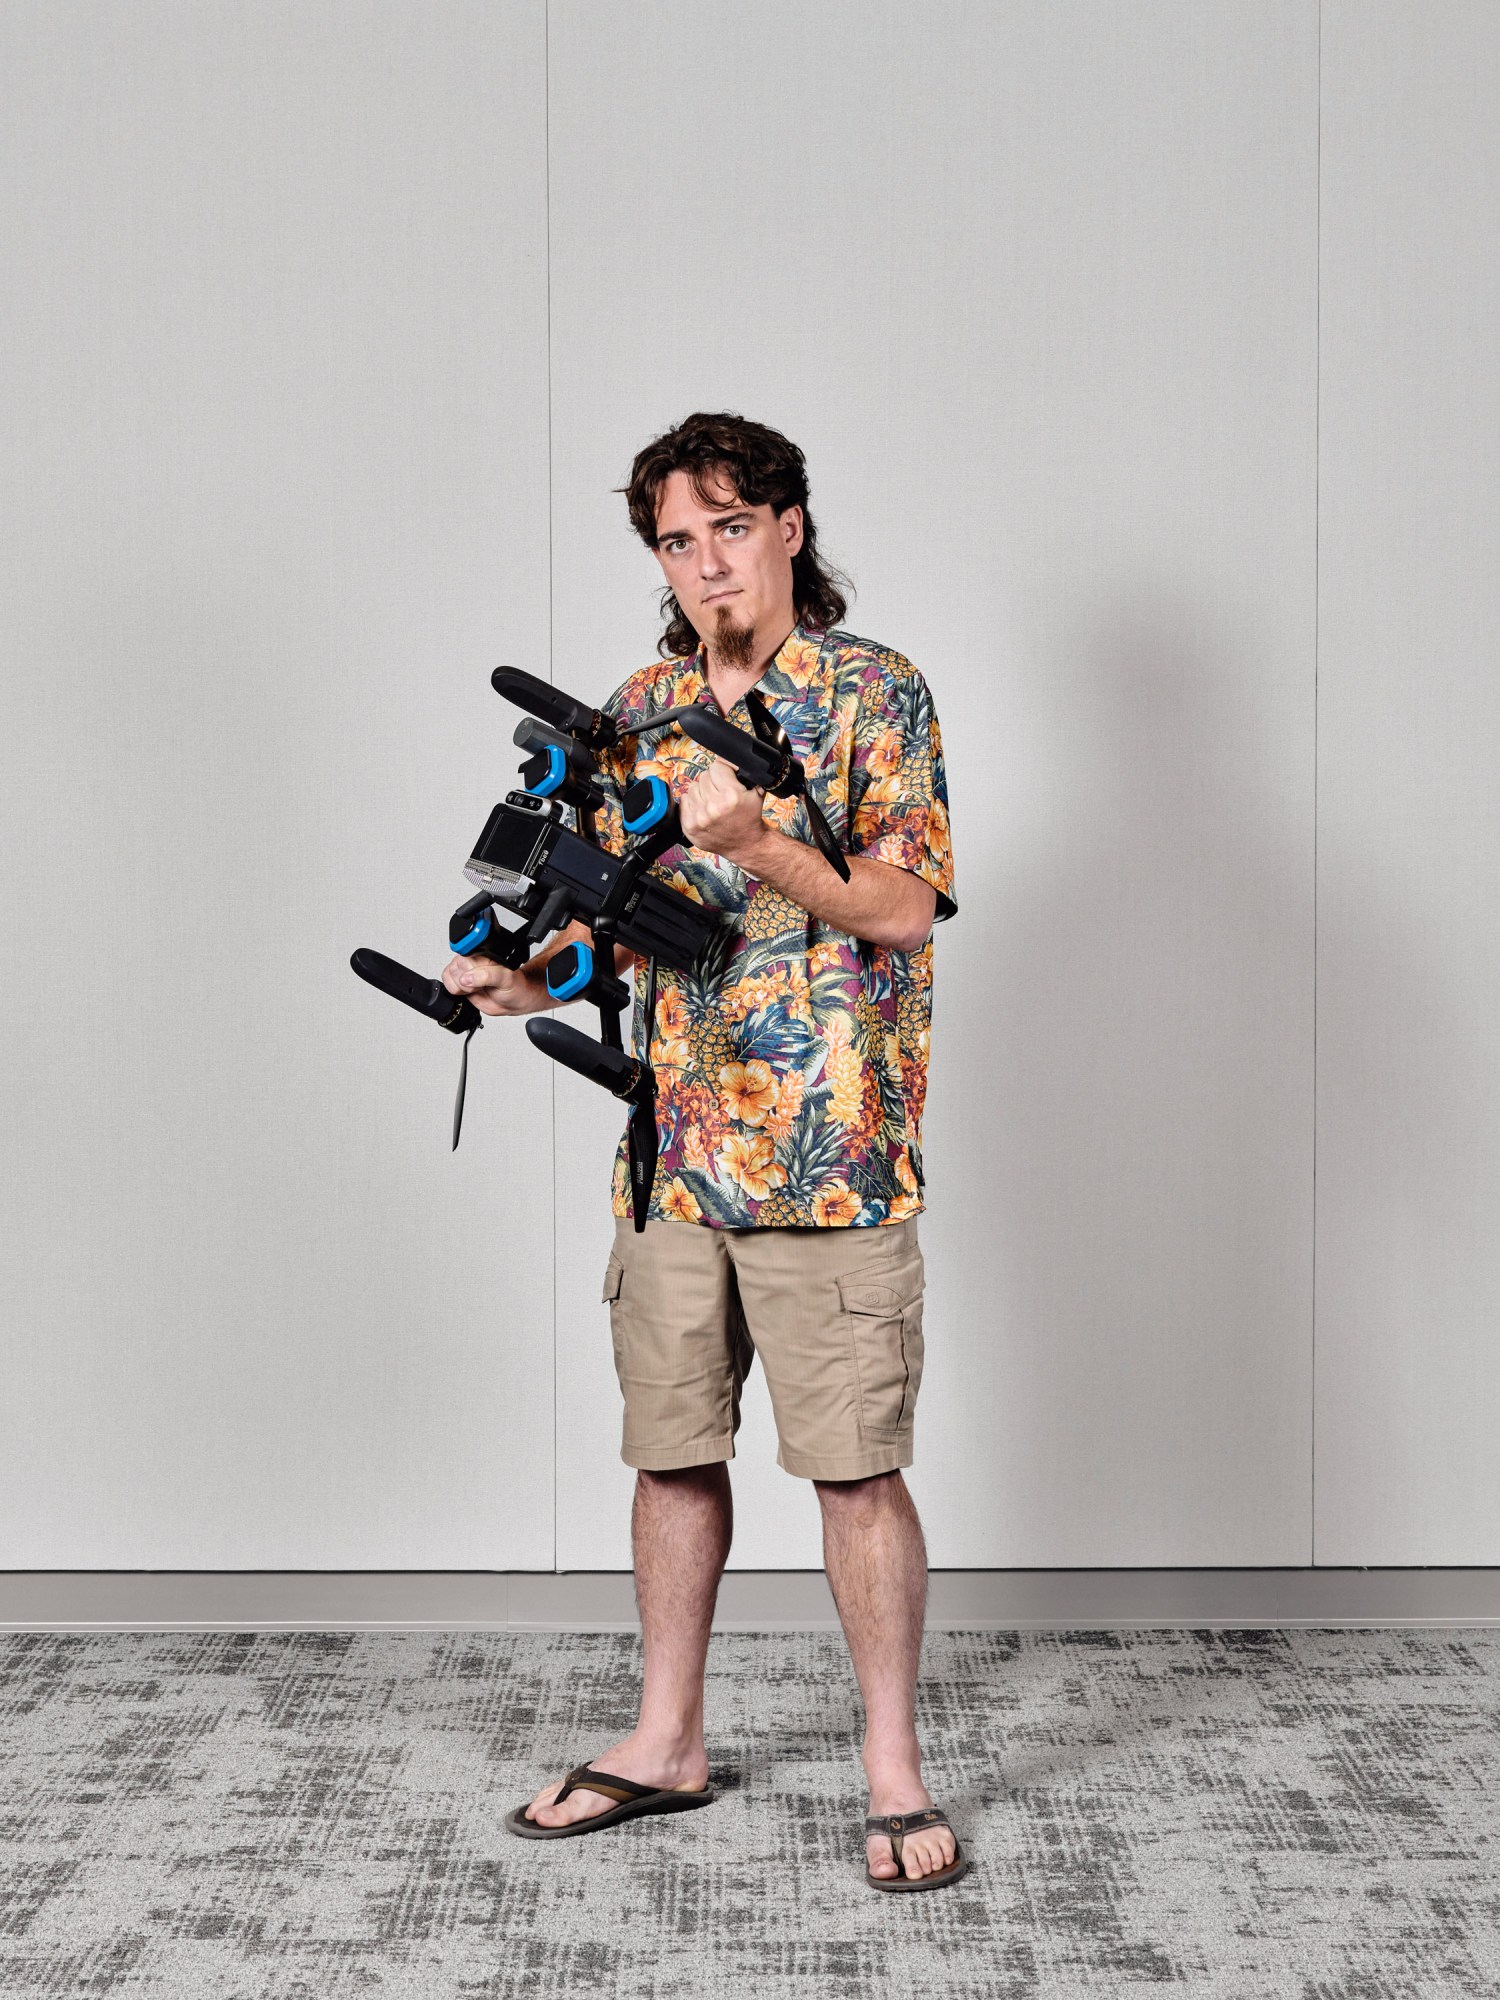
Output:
[622, 1434, 736, 1472]
[777, 1438, 914, 1481]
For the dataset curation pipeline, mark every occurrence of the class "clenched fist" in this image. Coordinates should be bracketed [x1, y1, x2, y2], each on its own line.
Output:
[678, 755, 767, 865]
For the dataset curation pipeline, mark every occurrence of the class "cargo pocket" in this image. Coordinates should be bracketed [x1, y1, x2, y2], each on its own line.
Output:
[601, 1254, 626, 1378]
[837, 1270, 926, 1442]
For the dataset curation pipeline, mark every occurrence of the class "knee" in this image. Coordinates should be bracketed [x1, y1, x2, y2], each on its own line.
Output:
[813, 1469, 901, 1513]
[638, 1462, 729, 1489]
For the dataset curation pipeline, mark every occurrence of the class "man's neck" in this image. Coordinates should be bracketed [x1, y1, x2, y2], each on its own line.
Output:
[704, 614, 797, 710]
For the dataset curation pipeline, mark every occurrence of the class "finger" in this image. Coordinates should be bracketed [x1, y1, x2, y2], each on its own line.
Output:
[679, 790, 707, 841]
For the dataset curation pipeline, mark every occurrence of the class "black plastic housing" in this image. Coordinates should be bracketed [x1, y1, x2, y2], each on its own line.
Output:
[465, 794, 715, 970]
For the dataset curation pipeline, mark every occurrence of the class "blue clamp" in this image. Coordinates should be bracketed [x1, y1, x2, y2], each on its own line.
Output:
[452, 911, 493, 956]
[526, 745, 568, 798]
[622, 774, 671, 834]
[546, 942, 594, 1002]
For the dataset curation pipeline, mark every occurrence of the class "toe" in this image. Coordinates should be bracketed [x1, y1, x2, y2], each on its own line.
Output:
[527, 1783, 567, 1825]
[867, 1838, 899, 1878]
[904, 1831, 953, 1879]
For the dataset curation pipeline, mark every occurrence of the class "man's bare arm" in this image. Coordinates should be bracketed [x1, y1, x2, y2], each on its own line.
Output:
[730, 827, 938, 952]
[531, 918, 637, 980]
[677, 755, 939, 951]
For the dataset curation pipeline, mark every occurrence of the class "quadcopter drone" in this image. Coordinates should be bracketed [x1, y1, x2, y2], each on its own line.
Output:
[351, 664, 848, 1230]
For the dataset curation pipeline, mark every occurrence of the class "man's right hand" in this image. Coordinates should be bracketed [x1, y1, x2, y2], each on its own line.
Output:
[440, 956, 544, 1017]
[440, 924, 636, 1017]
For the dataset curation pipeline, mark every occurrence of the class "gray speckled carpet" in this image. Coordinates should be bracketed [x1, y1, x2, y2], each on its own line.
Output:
[1, 1627, 1498, 1996]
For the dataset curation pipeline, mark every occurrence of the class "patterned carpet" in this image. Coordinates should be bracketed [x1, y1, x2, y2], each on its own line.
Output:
[1, 1626, 1497, 1997]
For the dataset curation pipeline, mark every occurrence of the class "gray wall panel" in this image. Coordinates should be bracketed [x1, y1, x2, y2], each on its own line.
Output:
[0, 2, 555, 1566]
[1316, 3, 1500, 1562]
[547, 1, 1318, 1569]
[27, 0, 1486, 1584]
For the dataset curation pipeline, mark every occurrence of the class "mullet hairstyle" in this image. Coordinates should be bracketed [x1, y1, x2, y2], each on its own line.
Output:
[619, 411, 852, 659]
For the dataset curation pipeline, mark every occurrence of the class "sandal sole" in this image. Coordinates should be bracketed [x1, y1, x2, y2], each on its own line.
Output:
[505, 1788, 716, 1839]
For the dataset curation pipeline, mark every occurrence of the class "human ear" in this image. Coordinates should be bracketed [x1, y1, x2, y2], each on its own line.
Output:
[780, 505, 805, 557]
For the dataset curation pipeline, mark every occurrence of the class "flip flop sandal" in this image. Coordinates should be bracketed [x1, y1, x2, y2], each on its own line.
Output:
[865, 1806, 970, 1891]
[505, 1760, 717, 1840]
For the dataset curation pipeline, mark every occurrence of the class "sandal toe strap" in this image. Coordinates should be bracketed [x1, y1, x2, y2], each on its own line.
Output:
[865, 1806, 951, 1836]
[555, 1762, 659, 1805]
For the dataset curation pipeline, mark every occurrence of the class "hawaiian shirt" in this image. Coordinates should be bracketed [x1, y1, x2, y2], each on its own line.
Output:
[589, 621, 956, 1229]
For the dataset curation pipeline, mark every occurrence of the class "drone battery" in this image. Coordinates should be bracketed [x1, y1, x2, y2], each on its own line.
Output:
[622, 873, 718, 967]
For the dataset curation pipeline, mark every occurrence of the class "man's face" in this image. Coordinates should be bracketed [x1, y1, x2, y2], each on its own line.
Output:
[652, 467, 803, 668]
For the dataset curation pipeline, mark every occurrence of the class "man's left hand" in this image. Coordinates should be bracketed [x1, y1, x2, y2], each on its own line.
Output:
[678, 755, 768, 866]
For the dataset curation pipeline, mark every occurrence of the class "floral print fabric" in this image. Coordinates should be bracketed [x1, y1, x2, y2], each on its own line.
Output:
[589, 621, 956, 1229]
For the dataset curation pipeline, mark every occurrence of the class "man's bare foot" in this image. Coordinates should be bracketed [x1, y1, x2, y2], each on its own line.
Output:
[524, 1731, 710, 1829]
[865, 1752, 958, 1882]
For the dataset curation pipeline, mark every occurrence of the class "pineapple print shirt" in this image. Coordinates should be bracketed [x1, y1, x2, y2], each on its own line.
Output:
[591, 621, 957, 1229]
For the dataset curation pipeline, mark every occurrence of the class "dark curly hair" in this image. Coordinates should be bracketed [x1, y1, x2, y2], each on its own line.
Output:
[620, 410, 852, 658]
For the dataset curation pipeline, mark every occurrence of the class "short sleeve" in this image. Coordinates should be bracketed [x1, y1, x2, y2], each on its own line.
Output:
[846, 663, 957, 923]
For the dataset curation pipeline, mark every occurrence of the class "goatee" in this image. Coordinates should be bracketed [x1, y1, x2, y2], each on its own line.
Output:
[712, 602, 756, 670]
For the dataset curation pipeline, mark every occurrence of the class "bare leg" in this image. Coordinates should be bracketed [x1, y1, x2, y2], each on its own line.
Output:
[815, 1470, 957, 1881]
[526, 1462, 732, 1827]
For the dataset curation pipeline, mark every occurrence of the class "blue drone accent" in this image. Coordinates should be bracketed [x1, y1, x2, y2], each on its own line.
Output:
[547, 943, 593, 1002]
[623, 774, 670, 833]
[452, 911, 493, 956]
[527, 745, 568, 797]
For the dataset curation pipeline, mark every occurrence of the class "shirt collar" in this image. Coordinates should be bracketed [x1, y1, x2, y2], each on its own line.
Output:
[682, 618, 830, 716]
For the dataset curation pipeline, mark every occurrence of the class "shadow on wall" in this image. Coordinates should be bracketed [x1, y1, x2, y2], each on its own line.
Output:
[930, 583, 1322, 1564]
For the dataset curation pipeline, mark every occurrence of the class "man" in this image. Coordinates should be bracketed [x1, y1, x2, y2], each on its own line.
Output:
[445, 413, 962, 1891]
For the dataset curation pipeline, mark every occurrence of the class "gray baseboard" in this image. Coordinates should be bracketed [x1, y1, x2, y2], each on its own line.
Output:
[3, 1568, 1500, 1630]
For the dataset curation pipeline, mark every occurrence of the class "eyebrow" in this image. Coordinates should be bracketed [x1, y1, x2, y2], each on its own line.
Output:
[658, 509, 753, 541]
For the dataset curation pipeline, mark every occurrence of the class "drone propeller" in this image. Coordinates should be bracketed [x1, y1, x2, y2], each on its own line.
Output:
[451, 1021, 481, 1150]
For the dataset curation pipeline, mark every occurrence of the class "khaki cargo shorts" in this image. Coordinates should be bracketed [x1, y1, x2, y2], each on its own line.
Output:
[600, 1214, 925, 1481]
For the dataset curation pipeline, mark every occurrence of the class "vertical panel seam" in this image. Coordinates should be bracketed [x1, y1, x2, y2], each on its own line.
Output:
[1311, 0, 1321, 1568]
[545, 0, 558, 1576]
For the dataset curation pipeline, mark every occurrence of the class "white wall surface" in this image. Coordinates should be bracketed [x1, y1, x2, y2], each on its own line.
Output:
[0, 1, 556, 1565]
[548, 0, 1318, 1569]
[1, 1, 1494, 1576]
[1315, 1, 1500, 1562]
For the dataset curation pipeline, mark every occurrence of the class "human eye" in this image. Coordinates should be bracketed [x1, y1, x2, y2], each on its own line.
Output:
[721, 522, 748, 538]
[663, 536, 690, 555]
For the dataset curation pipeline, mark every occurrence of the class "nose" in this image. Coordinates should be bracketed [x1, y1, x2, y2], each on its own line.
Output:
[699, 539, 729, 582]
